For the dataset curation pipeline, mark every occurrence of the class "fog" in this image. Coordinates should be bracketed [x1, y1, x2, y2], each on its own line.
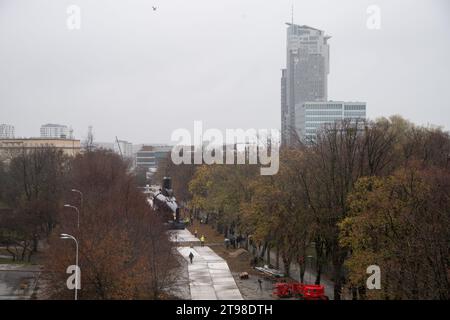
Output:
[1, 0, 449, 143]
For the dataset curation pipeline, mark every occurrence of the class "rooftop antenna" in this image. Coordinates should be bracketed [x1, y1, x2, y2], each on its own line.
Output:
[291, 2, 294, 25]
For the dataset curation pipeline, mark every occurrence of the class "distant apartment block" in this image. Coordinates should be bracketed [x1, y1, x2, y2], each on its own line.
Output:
[40, 124, 70, 139]
[303, 101, 366, 141]
[0, 138, 81, 162]
[0, 124, 15, 138]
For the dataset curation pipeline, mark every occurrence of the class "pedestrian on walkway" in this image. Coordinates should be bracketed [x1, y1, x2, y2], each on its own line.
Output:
[200, 235, 205, 247]
[189, 251, 194, 264]
[257, 278, 263, 293]
[194, 229, 198, 238]
[224, 238, 230, 249]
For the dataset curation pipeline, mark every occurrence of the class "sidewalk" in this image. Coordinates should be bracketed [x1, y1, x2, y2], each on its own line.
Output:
[174, 229, 243, 300]
[169, 229, 201, 247]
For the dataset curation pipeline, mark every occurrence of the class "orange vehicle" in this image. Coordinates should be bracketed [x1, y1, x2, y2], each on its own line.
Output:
[273, 283, 292, 298]
[300, 284, 329, 300]
[273, 282, 328, 300]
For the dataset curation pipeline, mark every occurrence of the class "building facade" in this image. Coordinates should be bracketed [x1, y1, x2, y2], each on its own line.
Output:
[135, 145, 172, 172]
[0, 138, 81, 162]
[280, 69, 288, 143]
[0, 124, 15, 138]
[281, 24, 331, 145]
[303, 101, 366, 141]
[40, 124, 70, 139]
[114, 140, 133, 159]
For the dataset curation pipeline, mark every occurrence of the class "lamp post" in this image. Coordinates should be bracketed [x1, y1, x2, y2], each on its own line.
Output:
[60, 233, 79, 300]
[71, 189, 83, 212]
[64, 204, 80, 229]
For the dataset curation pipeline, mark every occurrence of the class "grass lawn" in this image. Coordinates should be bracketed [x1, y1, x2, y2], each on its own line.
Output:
[0, 258, 30, 264]
[0, 257, 33, 265]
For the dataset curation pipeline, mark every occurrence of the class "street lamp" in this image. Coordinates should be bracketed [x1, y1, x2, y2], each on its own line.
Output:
[60, 233, 79, 300]
[64, 204, 80, 228]
[71, 189, 83, 211]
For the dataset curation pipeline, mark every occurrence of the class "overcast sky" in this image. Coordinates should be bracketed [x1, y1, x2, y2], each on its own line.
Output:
[1, 0, 449, 144]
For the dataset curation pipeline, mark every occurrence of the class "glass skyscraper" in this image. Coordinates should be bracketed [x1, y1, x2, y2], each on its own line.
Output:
[281, 24, 331, 145]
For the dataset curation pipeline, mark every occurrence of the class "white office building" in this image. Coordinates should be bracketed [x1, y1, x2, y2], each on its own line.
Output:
[40, 124, 70, 139]
[303, 101, 366, 141]
[136, 145, 172, 171]
[114, 140, 133, 159]
[0, 124, 15, 138]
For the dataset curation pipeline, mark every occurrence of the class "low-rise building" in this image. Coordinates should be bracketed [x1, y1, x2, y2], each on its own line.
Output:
[0, 138, 81, 162]
[136, 145, 172, 172]
[302, 101, 366, 141]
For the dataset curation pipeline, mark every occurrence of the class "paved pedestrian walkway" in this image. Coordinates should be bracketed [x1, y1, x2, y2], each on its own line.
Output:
[174, 230, 242, 300]
[169, 229, 201, 247]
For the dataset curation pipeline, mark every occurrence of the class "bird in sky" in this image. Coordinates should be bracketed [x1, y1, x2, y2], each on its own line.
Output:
[152, 6, 157, 11]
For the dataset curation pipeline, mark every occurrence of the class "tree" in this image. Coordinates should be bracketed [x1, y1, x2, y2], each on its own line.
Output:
[340, 164, 450, 299]
[43, 150, 179, 299]
[0, 147, 70, 260]
[242, 149, 311, 278]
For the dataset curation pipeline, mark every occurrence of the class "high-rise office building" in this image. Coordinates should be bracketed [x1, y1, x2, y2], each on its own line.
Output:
[40, 124, 70, 139]
[280, 69, 288, 143]
[281, 24, 331, 145]
[303, 101, 366, 141]
[0, 124, 15, 138]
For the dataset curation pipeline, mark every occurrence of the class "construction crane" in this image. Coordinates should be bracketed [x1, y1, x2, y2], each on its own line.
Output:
[115, 136, 123, 159]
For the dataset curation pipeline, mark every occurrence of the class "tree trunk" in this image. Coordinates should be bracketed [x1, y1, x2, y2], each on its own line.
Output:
[32, 236, 39, 253]
[276, 247, 280, 269]
[283, 259, 291, 277]
[259, 242, 267, 260]
[6, 245, 16, 261]
[315, 262, 322, 284]
[314, 239, 323, 284]
[300, 262, 305, 283]
[20, 245, 27, 261]
[333, 263, 342, 300]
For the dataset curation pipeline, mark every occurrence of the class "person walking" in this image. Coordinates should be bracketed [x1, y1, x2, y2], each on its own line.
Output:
[200, 235, 205, 247]
[194, 229, 198, 238]
[257, 278, 263, 294]
[189, 251, 194, 264]
[236, 235, 242, 248]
